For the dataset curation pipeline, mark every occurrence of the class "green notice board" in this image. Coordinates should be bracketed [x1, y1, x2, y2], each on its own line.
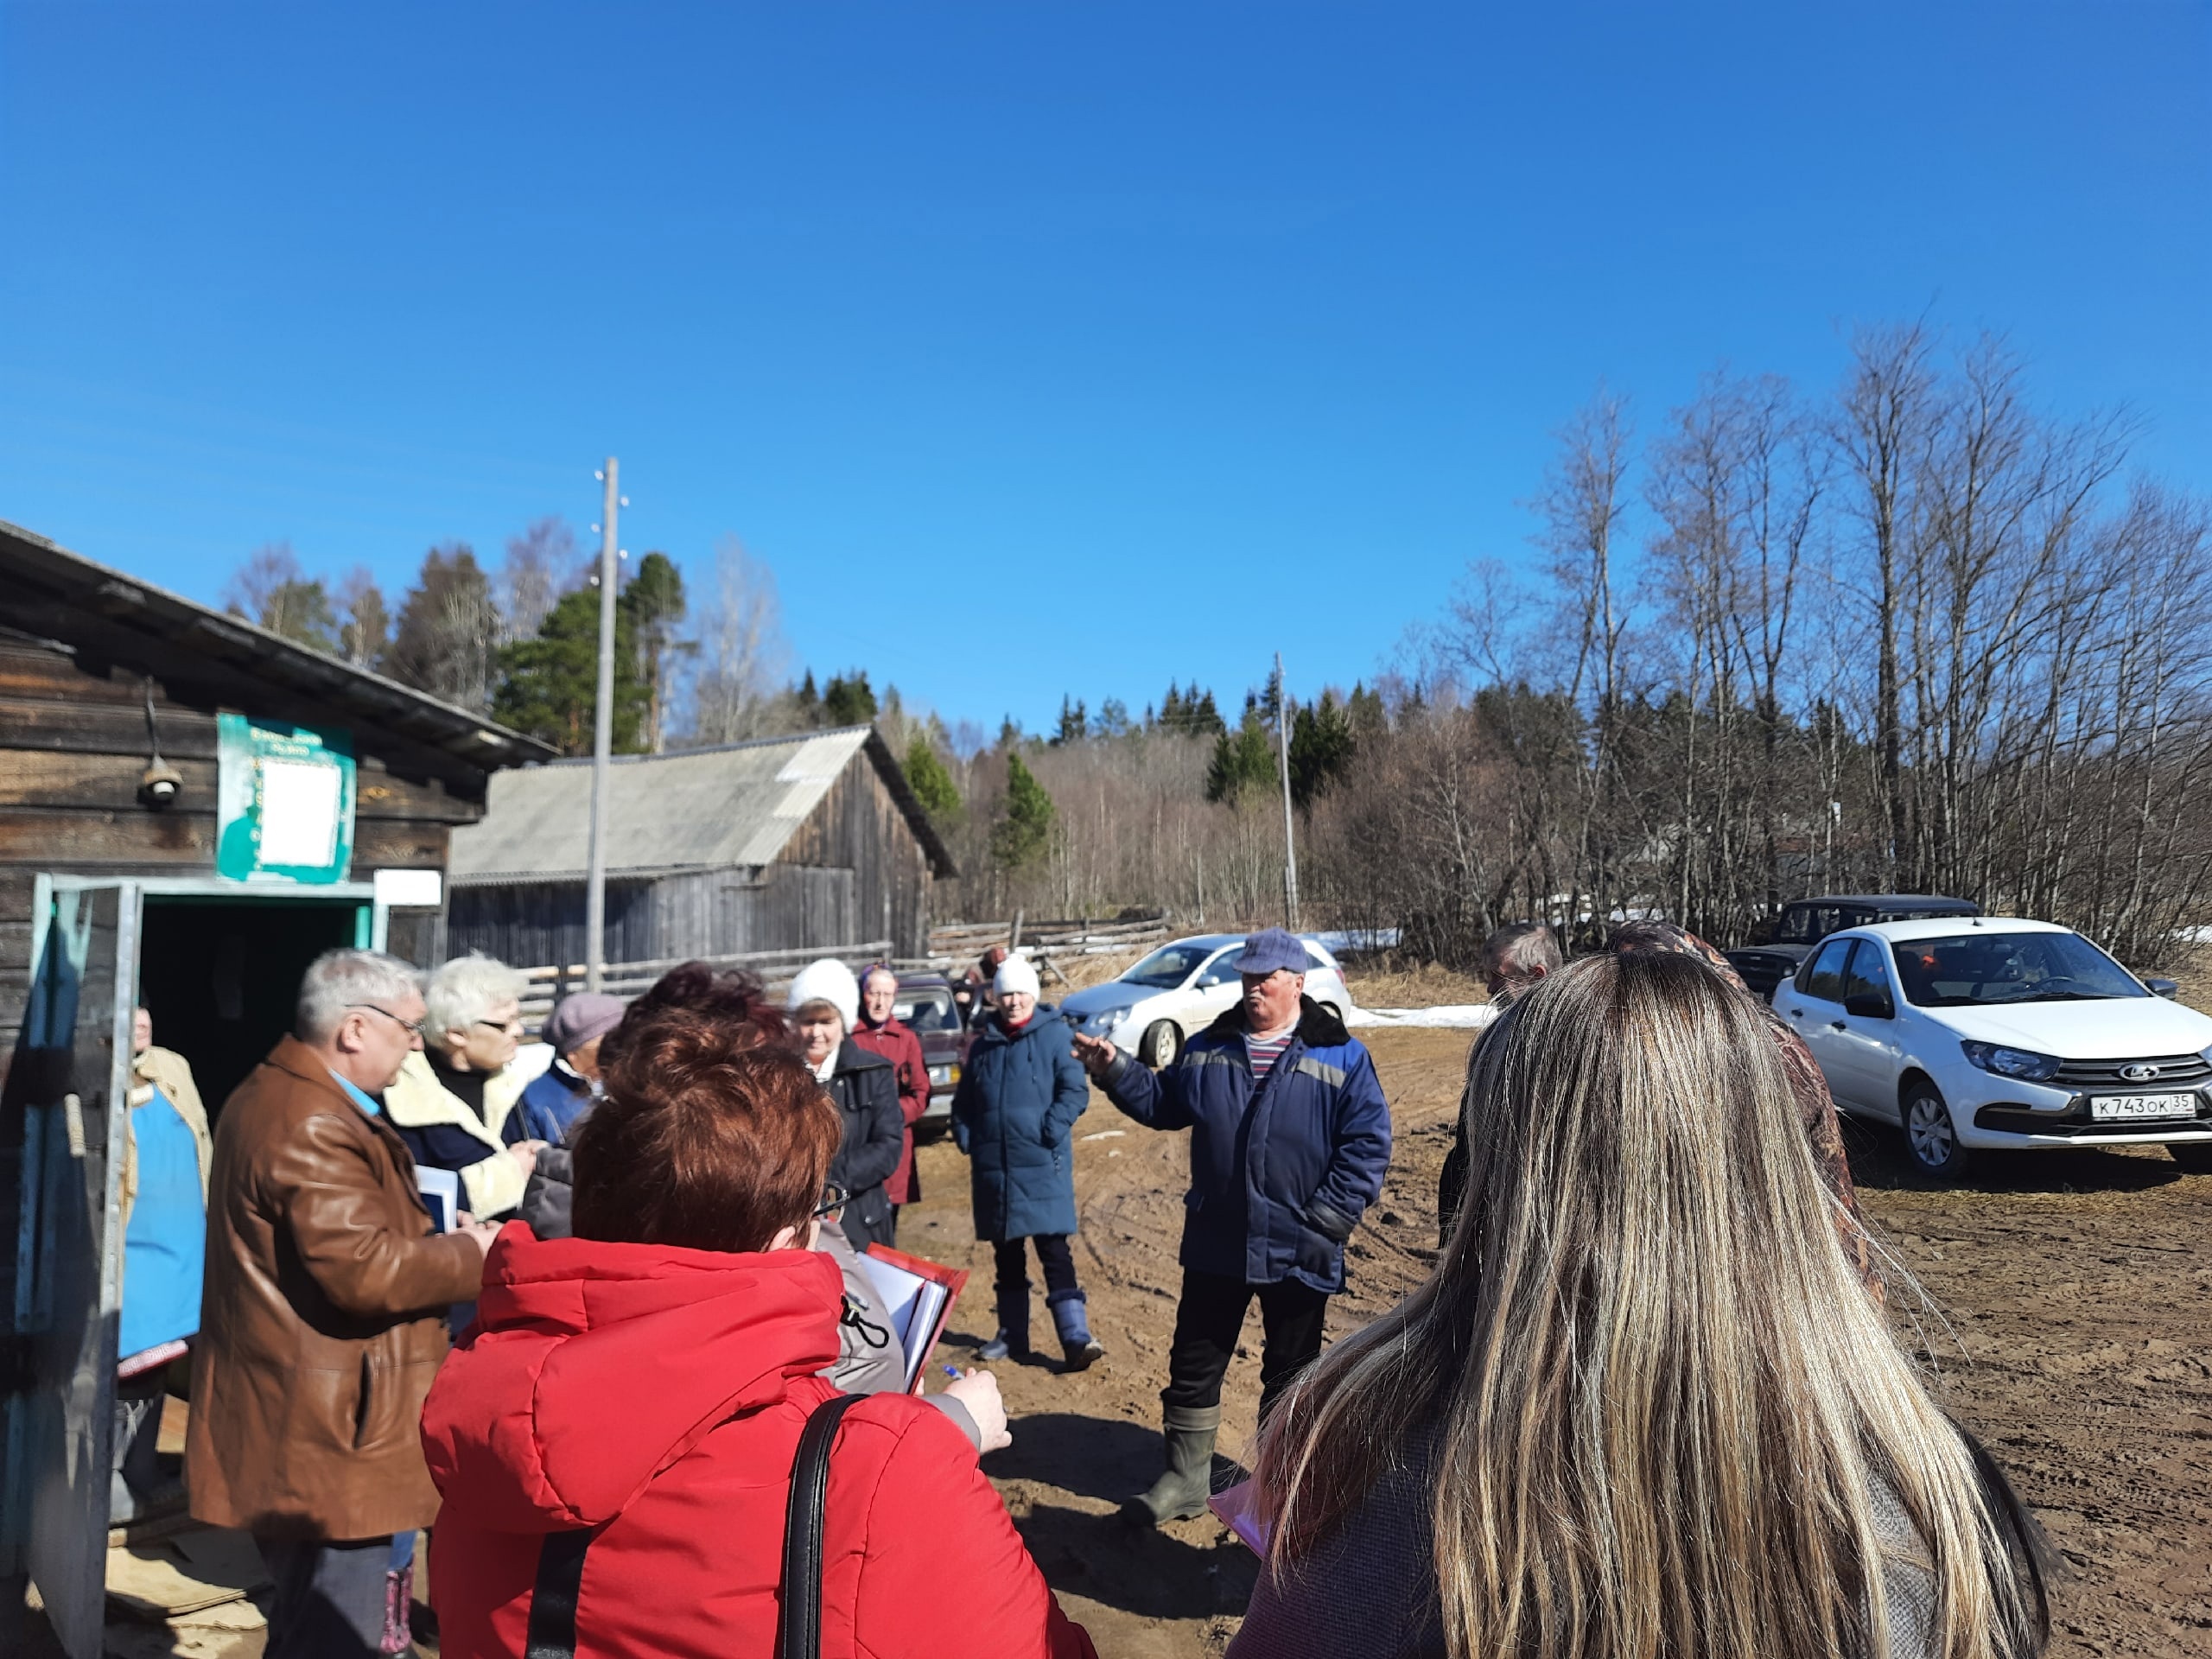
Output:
[215, 714, 357, 884]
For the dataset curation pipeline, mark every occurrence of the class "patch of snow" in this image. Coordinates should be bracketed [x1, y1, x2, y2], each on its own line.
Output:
[1345, 1004, 1497, 1029]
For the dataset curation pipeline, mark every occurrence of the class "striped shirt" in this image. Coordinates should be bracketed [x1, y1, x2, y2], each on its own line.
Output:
[1245, 1027, 1296, 1082]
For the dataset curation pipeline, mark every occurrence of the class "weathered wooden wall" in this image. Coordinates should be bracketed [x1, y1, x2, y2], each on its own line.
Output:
[0, 635, 483, 1046]
[444, 741, 936, 969]
[779, 752, 933, 957]
[446, 865, 868, 968]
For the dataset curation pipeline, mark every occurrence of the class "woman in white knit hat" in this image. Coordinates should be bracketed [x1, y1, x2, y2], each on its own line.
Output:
[950, 953, 1103, 1370]
[787, 958, 905, 1252]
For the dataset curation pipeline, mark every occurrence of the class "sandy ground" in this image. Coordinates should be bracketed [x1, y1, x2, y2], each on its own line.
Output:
[36, 1020, 2208, 1656]
[899, 1025, 2212, 1658]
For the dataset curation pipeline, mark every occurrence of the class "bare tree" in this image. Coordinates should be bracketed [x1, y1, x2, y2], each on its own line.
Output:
[499, 517, 580, 642]
[679, 536, 790, 746]
[334, 566, 389, 668]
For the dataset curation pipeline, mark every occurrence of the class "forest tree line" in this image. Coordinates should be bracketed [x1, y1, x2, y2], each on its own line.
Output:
[220, 320, 2212, 969]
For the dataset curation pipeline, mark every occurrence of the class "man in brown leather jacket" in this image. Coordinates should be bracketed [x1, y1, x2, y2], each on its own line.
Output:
[188, 949, 497, 1658]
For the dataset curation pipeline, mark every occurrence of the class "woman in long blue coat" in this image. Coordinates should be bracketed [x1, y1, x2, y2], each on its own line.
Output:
[951, 955, 1104, 1370]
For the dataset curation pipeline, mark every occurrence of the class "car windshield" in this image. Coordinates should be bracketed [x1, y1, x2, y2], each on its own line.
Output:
[1891, 932, 2146, 1007]
[894, 988, 962, 1033]
[1773, 904, 1873, 944]
[1122, 943, 1219, 989]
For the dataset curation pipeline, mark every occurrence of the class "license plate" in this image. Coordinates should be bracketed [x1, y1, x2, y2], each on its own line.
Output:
[2088, 1093, 2198, 1122]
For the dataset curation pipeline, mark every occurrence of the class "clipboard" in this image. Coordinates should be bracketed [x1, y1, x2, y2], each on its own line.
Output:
[860, 1243, 970, 1393]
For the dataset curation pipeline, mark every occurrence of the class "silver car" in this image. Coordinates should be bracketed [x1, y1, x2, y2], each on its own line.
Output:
[1057, 933, 1356, 1068]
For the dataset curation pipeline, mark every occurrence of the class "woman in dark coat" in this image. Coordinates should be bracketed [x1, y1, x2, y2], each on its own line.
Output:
[788, 960, 905, 1255]
[951, 955, 1103, 1370]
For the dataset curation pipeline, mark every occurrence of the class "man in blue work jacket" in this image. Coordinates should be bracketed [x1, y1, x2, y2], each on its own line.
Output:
[1072, 926, 1393, 1527]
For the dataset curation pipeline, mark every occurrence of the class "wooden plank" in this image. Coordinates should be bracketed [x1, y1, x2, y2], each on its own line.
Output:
[0, 748, 471, 823]
[0, 810, 446, 868]
[0, 641, 159, 706]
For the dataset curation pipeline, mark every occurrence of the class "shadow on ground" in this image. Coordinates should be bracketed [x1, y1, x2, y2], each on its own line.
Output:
[1015, 1502, 1261, 1623]
[1843, 1119, 2190, 1196]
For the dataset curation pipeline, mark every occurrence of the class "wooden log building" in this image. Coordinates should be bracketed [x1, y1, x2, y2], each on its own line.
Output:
[0, 517, 552, 1656]
[445, 727, 958, 969]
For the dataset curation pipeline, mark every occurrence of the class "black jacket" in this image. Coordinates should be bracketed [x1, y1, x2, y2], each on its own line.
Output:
[823, 1039, 903, 1252]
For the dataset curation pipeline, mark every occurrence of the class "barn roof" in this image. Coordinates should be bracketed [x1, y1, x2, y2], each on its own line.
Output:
[447, 726, 957, 884]
[0, 516, 558, 778]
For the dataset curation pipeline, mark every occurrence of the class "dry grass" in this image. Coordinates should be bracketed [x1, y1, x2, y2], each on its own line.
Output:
[1037, 946, 1151, 994]
[1342, 957, 1491, 1008]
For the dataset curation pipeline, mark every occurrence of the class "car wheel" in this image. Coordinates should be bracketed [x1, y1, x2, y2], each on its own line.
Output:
[2168, 1141, 2212, 1174]
[1900, 1077, 1971, 1178]
[1141, 1020, 1181, 1069]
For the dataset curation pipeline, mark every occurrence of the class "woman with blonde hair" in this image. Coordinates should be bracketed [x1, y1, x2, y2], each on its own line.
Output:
[1231, 950, 2047, 1659]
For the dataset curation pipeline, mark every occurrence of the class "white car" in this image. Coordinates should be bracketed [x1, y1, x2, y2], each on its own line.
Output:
[1058, 933, 1356, 1068]
[1776, 917, 2212, 1177]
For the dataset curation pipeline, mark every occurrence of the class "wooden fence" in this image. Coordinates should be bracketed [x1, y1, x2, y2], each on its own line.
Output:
[518, 940, 895, 1026]
[515, 911, 1178, 1026]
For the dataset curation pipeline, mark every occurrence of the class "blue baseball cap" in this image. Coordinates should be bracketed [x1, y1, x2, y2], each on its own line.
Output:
[1231, 927, 1309, 977]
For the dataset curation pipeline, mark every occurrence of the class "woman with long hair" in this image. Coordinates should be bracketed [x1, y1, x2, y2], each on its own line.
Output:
[1230, 950, 2047, 1659]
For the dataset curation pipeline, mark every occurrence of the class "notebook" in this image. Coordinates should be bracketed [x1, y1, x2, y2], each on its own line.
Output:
[859, 1244, 970, 1392]
[415, 1167, 459, 1233]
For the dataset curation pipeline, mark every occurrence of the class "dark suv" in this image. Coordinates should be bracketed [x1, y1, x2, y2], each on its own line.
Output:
[887, 972, 974, 1140]
[1725, 894, 1980, 1000]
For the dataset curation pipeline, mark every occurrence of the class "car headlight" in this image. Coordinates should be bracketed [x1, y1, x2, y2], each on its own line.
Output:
[1096, 1007, 1130, 1034]
[1960, 1040, 2063, 1083]
[928, 1063, 957, 1086]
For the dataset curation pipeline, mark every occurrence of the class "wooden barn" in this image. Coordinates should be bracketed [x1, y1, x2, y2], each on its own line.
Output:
[445, 727, 957, 970]
[0, 517, 553, 1656]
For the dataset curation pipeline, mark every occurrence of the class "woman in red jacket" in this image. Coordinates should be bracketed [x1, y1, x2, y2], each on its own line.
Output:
[420, 999, 1095, 1659]
[850, 963, 931, 1238]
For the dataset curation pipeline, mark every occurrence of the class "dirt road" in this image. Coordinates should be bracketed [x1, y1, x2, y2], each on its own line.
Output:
[900, 1026, 2212, 1656]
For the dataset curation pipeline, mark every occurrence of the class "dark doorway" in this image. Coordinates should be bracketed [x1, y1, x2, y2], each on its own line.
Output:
[137, 899, 363, 1116]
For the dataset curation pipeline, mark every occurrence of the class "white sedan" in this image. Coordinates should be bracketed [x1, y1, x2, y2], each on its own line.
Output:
[1058, 933, 1356, 1068]
[1776, 917, 2212, 1177]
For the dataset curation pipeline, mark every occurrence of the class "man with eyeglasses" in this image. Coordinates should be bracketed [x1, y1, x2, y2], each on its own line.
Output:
[190, 949, 499, 1658]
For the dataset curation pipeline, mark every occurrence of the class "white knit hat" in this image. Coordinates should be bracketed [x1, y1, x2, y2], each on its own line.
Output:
[992, 954, 1041, 999]
[786, 958, 860, 1032]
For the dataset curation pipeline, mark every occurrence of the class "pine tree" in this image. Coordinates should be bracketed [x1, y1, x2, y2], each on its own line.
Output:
[989, 752, 1055, 871]
[1289, 690, 1357, 806]
[1205, 708, 1278, 804]
[624, 551, 689, 753]
[822, 671, 876, 726]
[1052, 695, 1087, 746]
[904, 734, 962, 823]
[492, 588, 651, 755]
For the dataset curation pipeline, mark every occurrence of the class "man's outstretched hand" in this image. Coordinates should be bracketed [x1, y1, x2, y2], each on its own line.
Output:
[1070, 1033, 1119, 1079]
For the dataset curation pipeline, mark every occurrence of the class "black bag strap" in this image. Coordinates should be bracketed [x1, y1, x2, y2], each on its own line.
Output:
[515, 1390, 863, 1659]
[522, 1525, 594, 1659]
[778, 1392, 866, 1659]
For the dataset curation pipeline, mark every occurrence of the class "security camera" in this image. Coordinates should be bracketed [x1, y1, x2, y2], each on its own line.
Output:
[139, 762, 183, 808]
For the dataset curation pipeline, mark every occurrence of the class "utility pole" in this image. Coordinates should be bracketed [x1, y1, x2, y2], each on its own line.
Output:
[584, 458, 620, 992]
[1274, 650, 1300, 929]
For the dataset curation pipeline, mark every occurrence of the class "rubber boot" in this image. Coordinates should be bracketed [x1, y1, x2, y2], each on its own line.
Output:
[1122, 1405, 1220, 1527]
[1048, 1291, 1104, 1373]
[977, 1285, 1030, 1361]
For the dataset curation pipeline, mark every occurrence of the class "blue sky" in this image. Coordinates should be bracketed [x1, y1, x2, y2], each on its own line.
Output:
[3, 3, 2207, 734]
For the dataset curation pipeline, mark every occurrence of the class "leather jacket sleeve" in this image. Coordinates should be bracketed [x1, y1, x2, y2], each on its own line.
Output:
[269, 1111, 485, 1317]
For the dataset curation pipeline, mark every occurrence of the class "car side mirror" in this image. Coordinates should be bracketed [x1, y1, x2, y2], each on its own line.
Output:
[1842, 993, 1894, 1020]
[2145, 977, 2180, 1000]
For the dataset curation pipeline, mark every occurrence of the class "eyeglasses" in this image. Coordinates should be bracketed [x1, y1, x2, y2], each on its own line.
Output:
[473, 1017, 526, 1035]
[350, 1003, 425, 1039]
[811, 1184, 849, 1219]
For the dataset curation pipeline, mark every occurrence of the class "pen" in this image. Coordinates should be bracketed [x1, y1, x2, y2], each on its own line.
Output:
[943, 1365, 962, 1378]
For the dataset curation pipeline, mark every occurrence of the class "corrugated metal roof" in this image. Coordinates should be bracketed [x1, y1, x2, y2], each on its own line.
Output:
[448, 727, 946, 883]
